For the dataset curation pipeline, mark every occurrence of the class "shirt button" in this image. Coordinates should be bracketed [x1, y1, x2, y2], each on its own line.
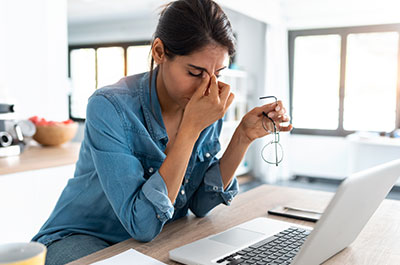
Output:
[148, 167, 154, 173]
[228, 199, 232, 203]
[213, 186, 218, 191]
[205, 152, 211, 158]
[181, 189, 185, 195]
[185, 179, 189, 184]
[157, 214, 161, 219]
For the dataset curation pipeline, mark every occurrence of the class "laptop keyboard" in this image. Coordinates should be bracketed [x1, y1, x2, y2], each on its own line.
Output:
[216, 227, 311, 265]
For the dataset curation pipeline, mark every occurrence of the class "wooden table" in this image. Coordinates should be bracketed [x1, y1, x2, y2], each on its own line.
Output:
[0, 142, 81, 175]
[69, 185, 400, 265]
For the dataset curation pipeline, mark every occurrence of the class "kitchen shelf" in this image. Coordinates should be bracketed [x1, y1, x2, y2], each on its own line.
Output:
[0, 142, 80, 175]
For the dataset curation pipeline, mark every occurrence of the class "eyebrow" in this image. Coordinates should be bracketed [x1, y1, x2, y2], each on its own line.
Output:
[187, 64, 227, 75]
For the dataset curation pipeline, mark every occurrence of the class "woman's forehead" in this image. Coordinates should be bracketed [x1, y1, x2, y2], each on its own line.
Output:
[178, 44, 229, 71]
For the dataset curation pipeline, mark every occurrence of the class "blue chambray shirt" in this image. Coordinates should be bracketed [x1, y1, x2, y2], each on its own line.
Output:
[32, 68, 239, 245]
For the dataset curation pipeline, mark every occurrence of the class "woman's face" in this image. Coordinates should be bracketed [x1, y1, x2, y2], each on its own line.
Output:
[157, 43, 229, 110]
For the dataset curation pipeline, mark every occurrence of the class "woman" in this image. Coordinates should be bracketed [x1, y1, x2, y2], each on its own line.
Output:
[32, 0, 292, 264]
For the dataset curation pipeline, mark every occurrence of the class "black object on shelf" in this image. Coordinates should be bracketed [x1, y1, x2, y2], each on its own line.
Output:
[0, 104, 15, 114]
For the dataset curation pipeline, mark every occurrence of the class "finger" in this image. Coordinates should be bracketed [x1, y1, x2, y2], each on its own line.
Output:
[268, 106, 289, 119]
[277, 106, 287, 116]
[208, 75, 219, 99]
[225, 92, 235, 109]
[275, 114, 290, 123]
[267, 110, 283, 119]
[274, 100, 283, 112]
[261, 116, 275, 132]
[257, 102, 278, 117]
[192, 72, 211, 98]
[277, 124, 293, 132]
[218, 80, 231, 104]
[271, 102, 284, 116]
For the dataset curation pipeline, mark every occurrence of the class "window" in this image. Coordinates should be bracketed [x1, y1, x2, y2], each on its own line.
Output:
[344, 32, 398, 132]
[96, 47, 125, 89]
[68, 42, 151, 120]
[127, 45, 152, 75]
[292, 35, 341, 130]
[289, 24, 400, 136]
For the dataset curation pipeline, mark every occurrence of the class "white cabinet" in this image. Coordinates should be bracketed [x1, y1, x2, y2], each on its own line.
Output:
[0, 165, 74, 244]
[346, 134, 400, 185]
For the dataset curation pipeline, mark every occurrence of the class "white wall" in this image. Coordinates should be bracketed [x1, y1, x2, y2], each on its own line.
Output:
[1, 0, 69, 120]
[282, 0, 400, 30]
[0, 0, 9, 109]
[218, 0, 282, 25]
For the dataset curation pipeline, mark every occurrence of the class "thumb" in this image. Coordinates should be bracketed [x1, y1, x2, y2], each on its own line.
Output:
[192, 72, 210, 98]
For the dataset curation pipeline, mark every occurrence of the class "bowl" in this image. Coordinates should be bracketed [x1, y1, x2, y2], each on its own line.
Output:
[33, 122, 78, 146]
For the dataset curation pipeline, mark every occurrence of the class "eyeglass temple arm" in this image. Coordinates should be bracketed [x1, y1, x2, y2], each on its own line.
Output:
[259, 96, 278, 101]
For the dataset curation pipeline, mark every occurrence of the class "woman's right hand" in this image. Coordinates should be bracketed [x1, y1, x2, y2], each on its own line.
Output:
[181, 73, 234, 134]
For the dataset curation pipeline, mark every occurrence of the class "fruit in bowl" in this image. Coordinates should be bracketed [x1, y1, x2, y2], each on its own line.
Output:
[29, 116, 78, 146]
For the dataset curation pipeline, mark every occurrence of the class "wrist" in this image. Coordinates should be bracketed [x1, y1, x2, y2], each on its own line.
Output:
[233, 124, 252, 147]
[178, 121, 201, 142]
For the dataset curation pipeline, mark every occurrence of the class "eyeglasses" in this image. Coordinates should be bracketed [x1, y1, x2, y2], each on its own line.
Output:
[259, 96, 284, 166]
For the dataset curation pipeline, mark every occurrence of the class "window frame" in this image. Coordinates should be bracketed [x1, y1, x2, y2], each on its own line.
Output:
[68, 40, 151, 121]
[289, 24, 400, 137]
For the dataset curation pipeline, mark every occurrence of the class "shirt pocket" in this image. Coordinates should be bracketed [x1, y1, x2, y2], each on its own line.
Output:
[196, 139, 221, 163]
[187, 139, 221, 190]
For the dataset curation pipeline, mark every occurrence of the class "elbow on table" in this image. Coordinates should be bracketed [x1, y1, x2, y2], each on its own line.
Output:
[190, 207, 211, 218]
[131, 229, 160, 243]
[127, 220, 163, 243]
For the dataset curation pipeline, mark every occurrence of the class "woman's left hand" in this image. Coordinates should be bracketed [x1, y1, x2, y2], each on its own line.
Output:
[237, 100, 293, 144]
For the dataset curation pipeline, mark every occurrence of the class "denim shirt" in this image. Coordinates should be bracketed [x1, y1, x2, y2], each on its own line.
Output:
[32, 68, 239, 245]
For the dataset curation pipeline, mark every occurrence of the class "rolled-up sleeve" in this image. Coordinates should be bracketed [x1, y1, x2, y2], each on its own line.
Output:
[86, 94, 174, 242]
[189, 158, 239, 218]
[141, 171, 174, 222]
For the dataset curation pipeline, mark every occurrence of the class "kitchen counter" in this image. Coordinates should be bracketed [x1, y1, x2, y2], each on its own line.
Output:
[0, 142, 81, 175]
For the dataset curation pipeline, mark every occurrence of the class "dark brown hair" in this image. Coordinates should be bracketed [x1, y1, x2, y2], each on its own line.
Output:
[149, 0, 236, 90]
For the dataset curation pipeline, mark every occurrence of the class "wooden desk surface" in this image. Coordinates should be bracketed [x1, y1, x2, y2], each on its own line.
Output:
[69, 185, 400, 265]
[0, 142, 81, 175]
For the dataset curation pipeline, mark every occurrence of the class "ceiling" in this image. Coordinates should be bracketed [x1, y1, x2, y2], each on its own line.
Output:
[68, 0, 167, 24]
[281, 0, 400, 29]
[68, 0, 400, 28]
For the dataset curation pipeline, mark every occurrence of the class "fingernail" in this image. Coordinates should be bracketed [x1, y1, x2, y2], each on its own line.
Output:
[268, 112, 275, 118]
[275, 106, 280, 111]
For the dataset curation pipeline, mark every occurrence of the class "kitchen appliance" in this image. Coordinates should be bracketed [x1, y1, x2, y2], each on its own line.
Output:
[0, 104, 35, 157]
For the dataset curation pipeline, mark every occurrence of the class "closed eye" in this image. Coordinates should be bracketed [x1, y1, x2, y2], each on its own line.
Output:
[188, 71, 221, 78]
[188, 71, 203, 77]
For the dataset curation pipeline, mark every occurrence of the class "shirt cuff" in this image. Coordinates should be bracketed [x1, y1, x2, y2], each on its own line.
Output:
[203, 162, 239, 206]
[141, 171, 174, 222]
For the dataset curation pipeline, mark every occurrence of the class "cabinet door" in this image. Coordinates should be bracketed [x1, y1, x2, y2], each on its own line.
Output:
[0, 164, 75, 244]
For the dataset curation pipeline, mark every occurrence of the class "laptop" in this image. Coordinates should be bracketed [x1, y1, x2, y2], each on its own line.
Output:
[169, 159, 400, 265]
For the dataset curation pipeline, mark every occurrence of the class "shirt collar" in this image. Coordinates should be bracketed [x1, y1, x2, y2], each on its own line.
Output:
[139, 67, 168, 143]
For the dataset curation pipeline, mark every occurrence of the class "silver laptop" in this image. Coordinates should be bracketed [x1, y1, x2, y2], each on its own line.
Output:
[170, 159, 400, 265]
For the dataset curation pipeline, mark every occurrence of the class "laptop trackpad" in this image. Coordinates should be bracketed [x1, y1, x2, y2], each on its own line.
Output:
[209, 227, 265, 247]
